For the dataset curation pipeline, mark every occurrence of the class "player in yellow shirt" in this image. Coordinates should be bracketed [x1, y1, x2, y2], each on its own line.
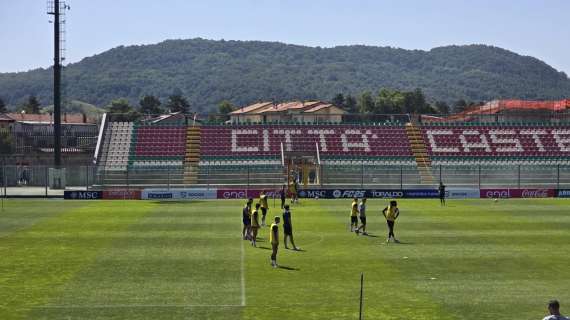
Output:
[259, 190, 269, 226]
[250, 203, 261, 247]
[350, 198, 359, 232]
[382, 200, 400, 243]
[269, 216, 281, 268]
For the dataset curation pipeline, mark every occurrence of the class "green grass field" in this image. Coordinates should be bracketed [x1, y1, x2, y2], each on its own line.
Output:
[1, 198, 569, 320]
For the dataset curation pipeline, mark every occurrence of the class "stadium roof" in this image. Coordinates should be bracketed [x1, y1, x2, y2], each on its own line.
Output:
[4, 113, 96, 124]
[231, 100, 345, 115]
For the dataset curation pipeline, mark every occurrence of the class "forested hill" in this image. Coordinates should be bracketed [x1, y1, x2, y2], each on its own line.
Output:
[1, 38, 569, 112]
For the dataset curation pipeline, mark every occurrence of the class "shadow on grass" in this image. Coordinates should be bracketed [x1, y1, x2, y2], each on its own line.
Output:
[278, 265, 299, 271]
[285, 248, 306, 252]
[257, 246, 272, 250]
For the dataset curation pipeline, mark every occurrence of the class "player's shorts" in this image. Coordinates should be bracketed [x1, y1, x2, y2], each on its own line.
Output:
[351, 216, 358, 224]
[284, 224, 293, 235]
[243, 218, 251, 226]
[261, 207, 268, 216]
[359, 216, 367, 225]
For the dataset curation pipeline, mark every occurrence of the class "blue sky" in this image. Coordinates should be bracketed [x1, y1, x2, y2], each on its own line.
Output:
[1, 0, 569, 75]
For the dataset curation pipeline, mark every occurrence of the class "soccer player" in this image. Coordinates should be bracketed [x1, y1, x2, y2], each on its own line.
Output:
[382, 200, 400, 243]
[282, 205, 299, 250]
[543, 300, 569, 320]
[280, 185, 286, 209]
[355, 198, 367, 235]
[250, 203, 261, 247]
[242, 198, 253, 240]
[259, 190, 269, 226]
[439, 182, 446, 206]
[350, 198, 359, 232]
[269, 216, 281, 268]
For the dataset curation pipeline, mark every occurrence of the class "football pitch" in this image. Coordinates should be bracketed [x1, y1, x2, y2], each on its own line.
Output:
[0, 198, 569, 320]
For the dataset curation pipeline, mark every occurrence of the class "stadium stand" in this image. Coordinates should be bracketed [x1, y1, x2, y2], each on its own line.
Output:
[98, 122, 133, 171]
[95, 114, 570, 187]
[420, 123, 570, 165]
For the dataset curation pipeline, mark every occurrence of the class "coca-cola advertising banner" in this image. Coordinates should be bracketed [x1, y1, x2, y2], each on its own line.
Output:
[480, 188, 555, 199]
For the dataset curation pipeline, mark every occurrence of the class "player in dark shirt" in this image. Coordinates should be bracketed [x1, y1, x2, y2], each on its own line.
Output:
[242, 198, 253, 240]
[439, 182, 446, 206]
[282, 205, 299, 250]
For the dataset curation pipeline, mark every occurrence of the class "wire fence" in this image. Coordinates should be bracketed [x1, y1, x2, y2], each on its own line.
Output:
[1, 164, 570, 197]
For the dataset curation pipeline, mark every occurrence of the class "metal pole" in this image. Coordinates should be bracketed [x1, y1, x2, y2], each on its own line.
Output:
[478, 165, 481, 189]
[85, 166, 89, 191]
[167, 167, 171, 190]
[361, 162, 364, 188]
[45, 166, 48, 198]
[518, 165, 521, 189]
[126, 168, 130, 191]
[557, 164, 560, 190]
[400, 165, 403, 190]
[359, 272, 364, 320]
[439, 164, 442, 183]
[247, 165, 250, 191]
[52, 0, 62, 168]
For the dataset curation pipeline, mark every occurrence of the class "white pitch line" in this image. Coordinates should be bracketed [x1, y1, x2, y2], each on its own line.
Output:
[33, 304, 242, 309]
[240, 237, 246, 307]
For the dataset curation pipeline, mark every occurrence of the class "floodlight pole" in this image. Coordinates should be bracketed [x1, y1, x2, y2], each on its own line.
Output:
[50, 0, 62, 168]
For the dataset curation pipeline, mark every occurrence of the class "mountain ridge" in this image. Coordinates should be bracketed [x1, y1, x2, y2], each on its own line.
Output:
[0, 38, 568, 112]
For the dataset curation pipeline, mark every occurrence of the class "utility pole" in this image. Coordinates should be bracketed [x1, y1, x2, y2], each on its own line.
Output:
[48, 0, 64, 167]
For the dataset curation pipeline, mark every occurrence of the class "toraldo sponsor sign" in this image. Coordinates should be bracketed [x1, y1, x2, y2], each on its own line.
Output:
[64, 190, 102, 200]
[480, 189, 555, 198]
[102, 189, 141, 200]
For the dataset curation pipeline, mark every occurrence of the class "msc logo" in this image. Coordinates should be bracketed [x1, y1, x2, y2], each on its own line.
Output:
[64, 191, 102, 200]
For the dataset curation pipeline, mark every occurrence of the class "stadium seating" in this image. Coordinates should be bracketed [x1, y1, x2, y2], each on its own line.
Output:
[97, 121, 570, 187]
[200, 124, 413, 165]
[102, 122, 133, 171]
[421, 124, 570, 165]
[129, 125, 186, 170]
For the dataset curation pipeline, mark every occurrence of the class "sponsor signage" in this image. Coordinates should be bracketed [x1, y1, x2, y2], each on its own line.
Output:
[402, 189, 439, 198]
[217, 189, 281, 199]
[142, 189, 217, 200]
[102, 189, 141, 200]
[445, 188, 480, 199]
[557, 189, 570, 198]
[297, 189, 417, 199]
[64, 190, 102, 200]
[480, 188, 555, 198]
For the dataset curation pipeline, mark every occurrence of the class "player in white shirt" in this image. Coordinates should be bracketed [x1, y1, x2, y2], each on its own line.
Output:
[543, 300, 569, 320]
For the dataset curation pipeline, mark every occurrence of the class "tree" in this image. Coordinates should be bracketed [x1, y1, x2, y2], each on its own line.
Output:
[435, 101, 450, 114]
[453, 99, 468, 113]
[0, 97, 6, 113]
[107, 98, 140, 121]
[22, 96, 41, 114]
[218, 100, 235, 114]
[0, 129, 12, 154]
[357, 91, 375, 114]
[165, 94, 190, 113]
[139, 95, 163, 114]
[344, 95, 357, 113]
[331, 93, 345, 108]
